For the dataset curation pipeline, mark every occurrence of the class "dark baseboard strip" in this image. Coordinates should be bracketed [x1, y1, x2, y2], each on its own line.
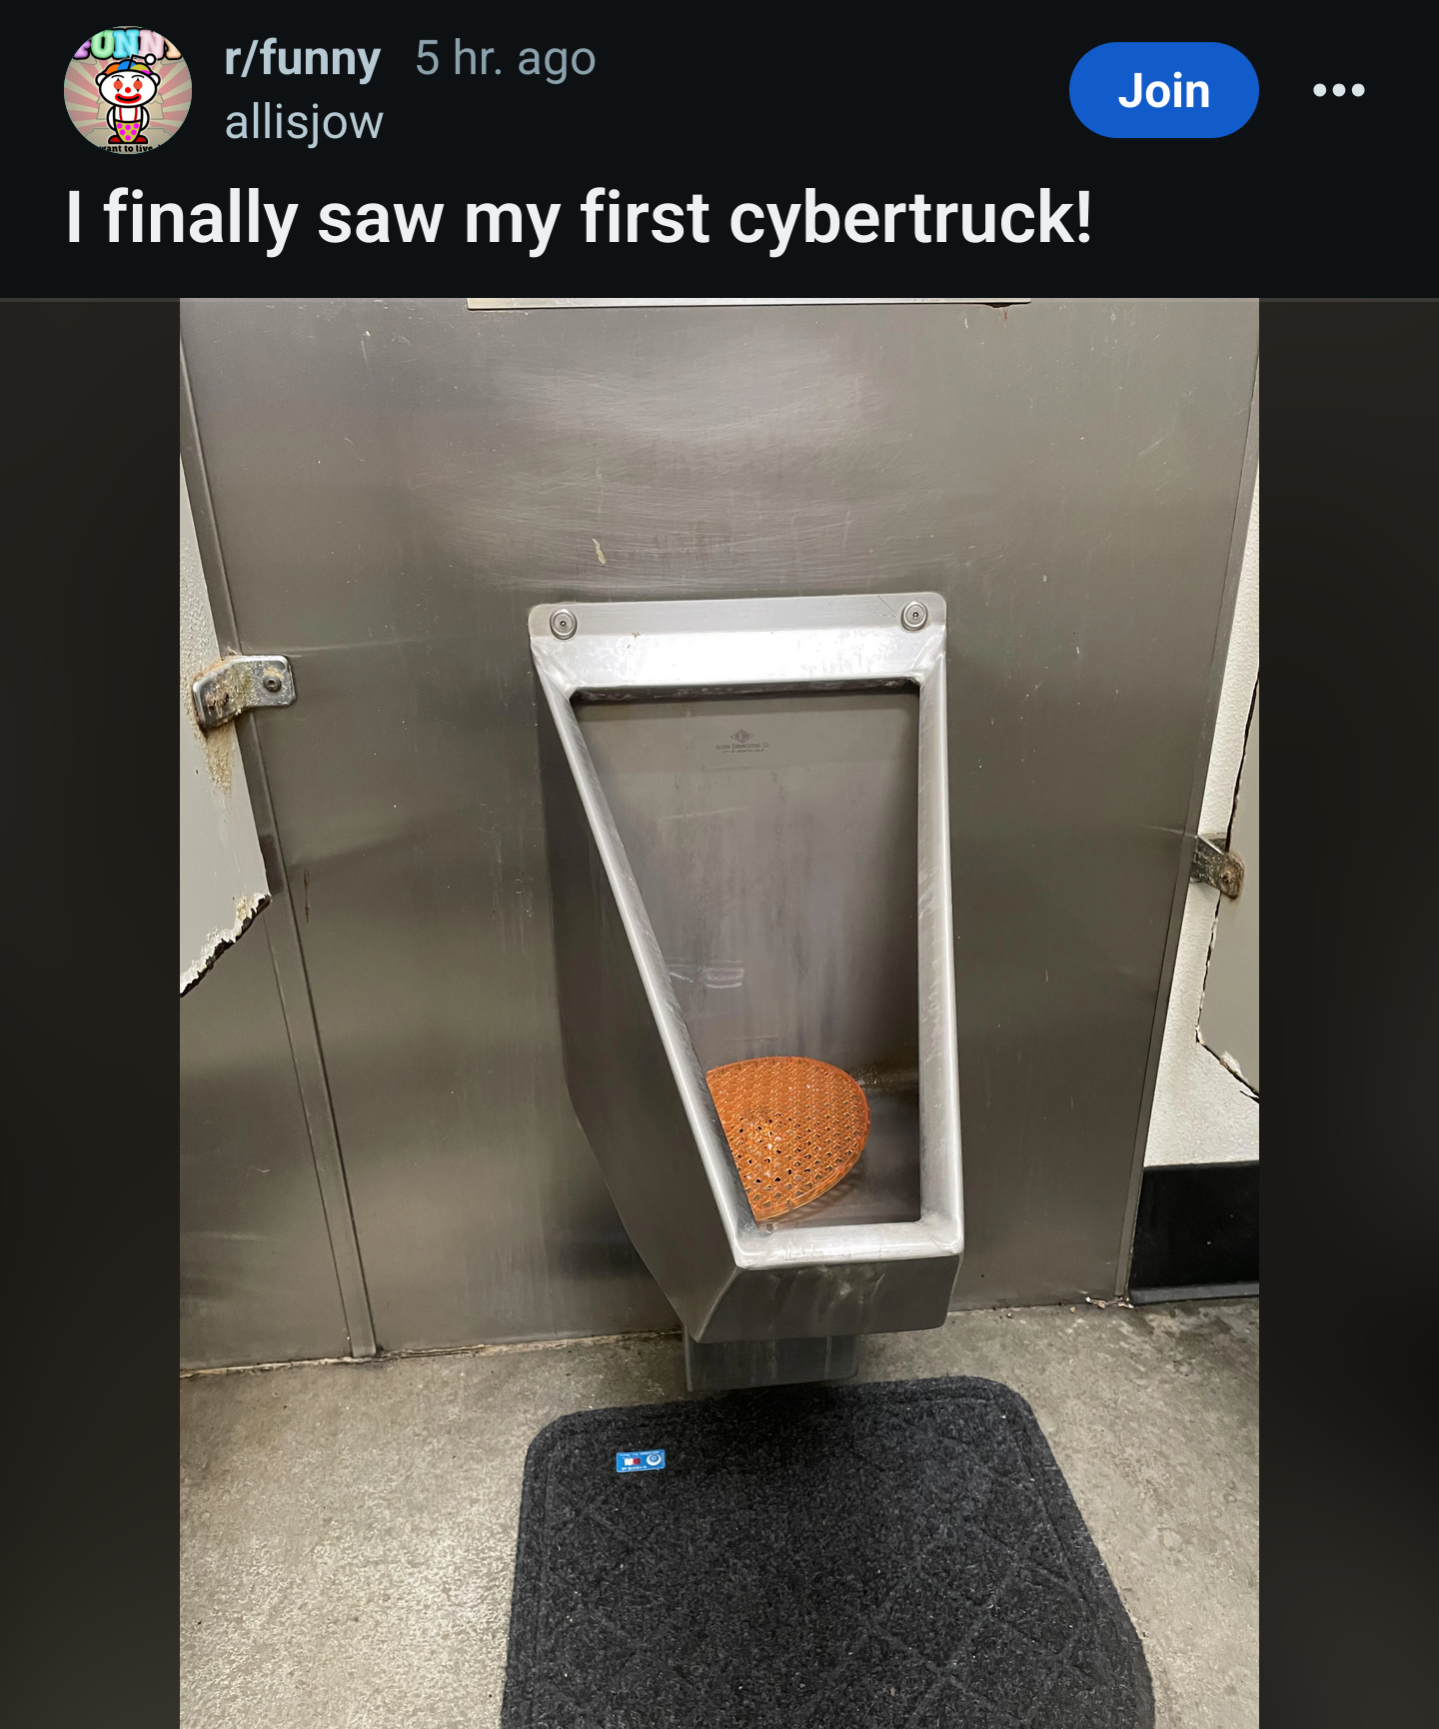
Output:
[1128, 1160, 1258, 1295]
[1129, 1281, 1259, 1306]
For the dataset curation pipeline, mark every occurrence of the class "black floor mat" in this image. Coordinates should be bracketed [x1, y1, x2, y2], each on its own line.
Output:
[501, 1375, 1153, 1728]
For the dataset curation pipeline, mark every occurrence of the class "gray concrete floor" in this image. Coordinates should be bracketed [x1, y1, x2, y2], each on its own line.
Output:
[181, 1299, 1257, 1728]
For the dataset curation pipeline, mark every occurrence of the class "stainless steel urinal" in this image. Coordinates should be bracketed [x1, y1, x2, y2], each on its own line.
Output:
[530, 593, 963, 1389]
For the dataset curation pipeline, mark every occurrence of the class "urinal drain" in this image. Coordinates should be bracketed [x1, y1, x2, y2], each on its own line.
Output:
[705, 1056, 870, 1221]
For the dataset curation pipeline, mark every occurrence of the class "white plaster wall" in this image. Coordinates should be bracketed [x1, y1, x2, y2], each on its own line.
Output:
[1143, 478, 1259, 1166]
[180, 458, 270, 993]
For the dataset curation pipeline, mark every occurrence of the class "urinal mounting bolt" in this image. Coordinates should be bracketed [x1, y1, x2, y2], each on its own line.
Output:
[550, 607, 578, 639]
[901, 601, 929, 631]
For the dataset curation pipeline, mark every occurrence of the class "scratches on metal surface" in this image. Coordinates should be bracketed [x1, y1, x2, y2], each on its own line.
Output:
[184, 661, 237, 795]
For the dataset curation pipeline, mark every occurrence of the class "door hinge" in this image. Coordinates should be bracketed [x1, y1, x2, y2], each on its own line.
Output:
[1190, 836, 1244, 899]
[192, 655, 296, 732]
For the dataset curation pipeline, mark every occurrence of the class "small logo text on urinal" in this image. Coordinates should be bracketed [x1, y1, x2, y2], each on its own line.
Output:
[718, 729, 767, 754]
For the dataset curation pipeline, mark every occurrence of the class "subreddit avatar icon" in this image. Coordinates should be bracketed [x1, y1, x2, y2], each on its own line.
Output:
[65, 27, 191, 152]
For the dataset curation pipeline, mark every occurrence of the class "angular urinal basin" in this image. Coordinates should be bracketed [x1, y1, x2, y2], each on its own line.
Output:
[530, 594, 963, 1347]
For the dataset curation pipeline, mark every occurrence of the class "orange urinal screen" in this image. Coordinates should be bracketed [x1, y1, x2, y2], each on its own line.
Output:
[705, 1056, 870, 1221]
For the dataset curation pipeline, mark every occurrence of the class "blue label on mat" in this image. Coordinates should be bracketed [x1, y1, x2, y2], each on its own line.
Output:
[616, 1449, 666, 1473]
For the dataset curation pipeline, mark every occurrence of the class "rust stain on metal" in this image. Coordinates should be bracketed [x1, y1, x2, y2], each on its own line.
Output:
[202, 727, 234, 795]
[185, 662, 235, 795]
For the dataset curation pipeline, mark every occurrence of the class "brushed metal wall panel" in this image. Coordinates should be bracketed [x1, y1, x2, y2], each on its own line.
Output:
[181, 297, 1258, 1343]
[180, 917, 350, 1368]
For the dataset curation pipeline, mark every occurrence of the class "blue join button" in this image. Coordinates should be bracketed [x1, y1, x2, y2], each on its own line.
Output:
[1070, 43, 1258, 138]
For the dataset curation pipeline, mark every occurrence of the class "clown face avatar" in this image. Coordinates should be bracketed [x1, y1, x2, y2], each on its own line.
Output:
[97, 54, 160, 145]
